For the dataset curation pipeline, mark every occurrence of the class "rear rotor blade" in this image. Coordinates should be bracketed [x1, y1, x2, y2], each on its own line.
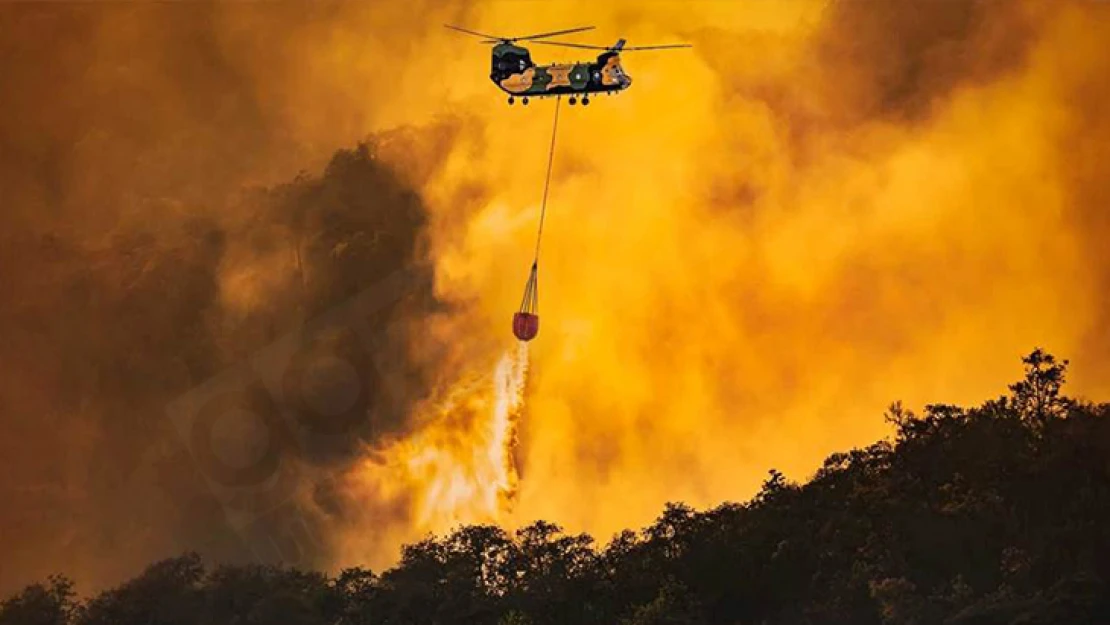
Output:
[444, 24, 504, 40]
[621, 44, 693, 51]
[532, 40, 692, 51]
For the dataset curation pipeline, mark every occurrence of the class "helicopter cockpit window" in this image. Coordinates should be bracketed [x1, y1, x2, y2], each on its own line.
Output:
[495, 52, 530, 75]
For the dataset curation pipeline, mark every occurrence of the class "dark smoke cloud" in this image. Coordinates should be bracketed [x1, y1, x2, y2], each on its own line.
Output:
[689, 0, 1040, 167]
[809, 0, 1037, 125]
[0, 138, 453, 596]
[0, 2, 470, 596]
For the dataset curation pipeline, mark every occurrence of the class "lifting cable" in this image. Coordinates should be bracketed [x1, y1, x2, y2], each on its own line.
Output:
[518, 95, 561, 317]
[534, 93, 562, 265]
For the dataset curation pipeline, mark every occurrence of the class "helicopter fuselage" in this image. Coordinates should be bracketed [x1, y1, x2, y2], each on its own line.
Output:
[490, 43, 631, 98]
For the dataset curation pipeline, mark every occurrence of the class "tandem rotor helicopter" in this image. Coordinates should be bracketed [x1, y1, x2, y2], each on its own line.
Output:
[445, 24, 692, 106]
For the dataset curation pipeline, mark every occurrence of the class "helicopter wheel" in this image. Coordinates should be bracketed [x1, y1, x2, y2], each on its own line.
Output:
[522, 97, 529, 105]
[568, 96, 577, 105]
[508, 96, 515, 105]
[582, 96, 590, 106]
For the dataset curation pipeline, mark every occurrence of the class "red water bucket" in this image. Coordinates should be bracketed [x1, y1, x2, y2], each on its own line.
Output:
[513, 312, 540, 341]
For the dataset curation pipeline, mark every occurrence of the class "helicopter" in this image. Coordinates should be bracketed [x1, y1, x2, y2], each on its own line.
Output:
[445, 24, 692, 106]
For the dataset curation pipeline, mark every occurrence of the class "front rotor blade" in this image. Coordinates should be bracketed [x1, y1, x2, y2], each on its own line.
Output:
[444, 24, 504, 40]
[512, 26, 596, 42]
[530, 40, 612, 50]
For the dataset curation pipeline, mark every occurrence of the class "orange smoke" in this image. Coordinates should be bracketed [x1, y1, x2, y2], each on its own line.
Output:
[330, 0, 1110, 567]
[2, 0, 1109, 594]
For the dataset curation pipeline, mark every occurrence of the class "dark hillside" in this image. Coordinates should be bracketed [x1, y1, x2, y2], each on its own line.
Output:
[3, 350, 1108, 625]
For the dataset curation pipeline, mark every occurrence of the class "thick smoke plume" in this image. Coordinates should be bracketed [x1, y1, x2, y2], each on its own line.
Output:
[0, 1, 474, 595]
[1, 0, 1109, 598]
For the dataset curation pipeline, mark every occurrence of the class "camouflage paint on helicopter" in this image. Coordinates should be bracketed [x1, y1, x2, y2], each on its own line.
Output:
[491, 42, 631, 97]
[598, 55, 631, 88]
[447, 24, 688, 103]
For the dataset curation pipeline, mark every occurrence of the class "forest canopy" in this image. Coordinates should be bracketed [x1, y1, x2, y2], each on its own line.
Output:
[3, 349, 1108, 625]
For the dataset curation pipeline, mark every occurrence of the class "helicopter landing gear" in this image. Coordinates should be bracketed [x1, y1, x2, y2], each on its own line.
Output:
[522, 97, 529, 105]
[582, 96, 590, 106]
[508, 96, 515, 105]
[568, 96, 577, 105]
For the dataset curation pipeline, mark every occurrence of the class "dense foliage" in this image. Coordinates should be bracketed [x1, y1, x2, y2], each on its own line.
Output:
[3, 350, 1108, 625]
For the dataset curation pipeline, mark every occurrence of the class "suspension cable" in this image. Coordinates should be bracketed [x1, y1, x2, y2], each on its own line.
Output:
[532, 95, 561, 264]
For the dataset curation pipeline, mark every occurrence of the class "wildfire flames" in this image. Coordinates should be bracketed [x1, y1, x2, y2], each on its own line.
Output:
[344, 343, 529, 546]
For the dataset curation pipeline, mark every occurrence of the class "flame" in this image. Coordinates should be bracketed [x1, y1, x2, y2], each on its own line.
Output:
[340, 343, 528, 556]
[404, 342, 528, 528]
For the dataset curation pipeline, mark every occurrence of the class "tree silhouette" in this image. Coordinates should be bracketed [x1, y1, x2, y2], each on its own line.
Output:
[4, 350, 1109, 625]
[0, 575, 76, 625]
[1009, 348, 1075, 427]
